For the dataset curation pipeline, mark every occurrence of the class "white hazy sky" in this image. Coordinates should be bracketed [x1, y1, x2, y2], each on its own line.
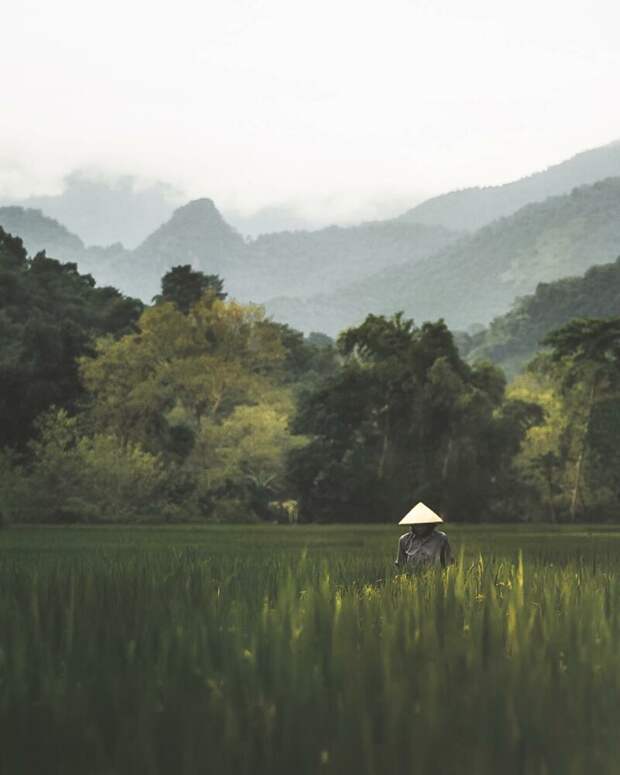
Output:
[2, 0, 620, 223]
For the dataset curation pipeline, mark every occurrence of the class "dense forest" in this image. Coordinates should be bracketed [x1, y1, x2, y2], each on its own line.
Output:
[458, 257, 620, 376]
[0, 201, 461, 307]
[2, 224, 620, 524]
[4, 169, 620, 343]
[398, 140, 620, 231]
[269, 178, 620, 334]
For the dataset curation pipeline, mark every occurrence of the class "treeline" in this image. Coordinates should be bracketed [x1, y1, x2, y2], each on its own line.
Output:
[459, 256, 620, 377]
[2, 225, 620, 523]
[509, 319, 620, 521]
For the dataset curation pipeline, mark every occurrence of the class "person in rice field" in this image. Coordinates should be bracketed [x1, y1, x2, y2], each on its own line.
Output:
[394, 502, 453, 570]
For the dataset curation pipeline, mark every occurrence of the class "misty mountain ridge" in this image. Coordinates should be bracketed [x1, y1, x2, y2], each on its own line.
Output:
[0, 206, 130, 288]
[113, 198, 248, 300]
[458, 255, 620, 377]
[266, 177, 620, 334]
[0, 206, 85, 258]
[2, 139, 620, 336]
[4, 138, 619, 250]
[399, 139, 620, 232]
[1, 170, 424, 245]
[3, 172, 182, 249]
[0, 198, 460, 307]
[105, 198, 462, 302]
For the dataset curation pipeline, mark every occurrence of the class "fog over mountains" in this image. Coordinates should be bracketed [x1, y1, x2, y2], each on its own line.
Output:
[399, 140, 620, 232]
[2, 174, 181, 250]
[0, 200, 462, 307]
[270, 177, 620, 333]
[458, 256, 620, 378]
[1, 140, 620, 340]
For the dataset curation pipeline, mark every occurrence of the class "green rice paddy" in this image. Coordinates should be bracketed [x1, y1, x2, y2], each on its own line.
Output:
[1, 524, 620, 774]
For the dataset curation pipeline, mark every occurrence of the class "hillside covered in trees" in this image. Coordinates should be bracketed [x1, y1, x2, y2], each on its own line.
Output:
[0, 201, 462, 307]
[0, 227, 142, 449]
[2, 173, 180, 249]
[459, 257, 620, 376]
[398, 140, 620, 231]
[0, 206, 130, 287]
[268, 178, 620, 334]
[3, 141, 620, 342]
[2, 215, 620, 524]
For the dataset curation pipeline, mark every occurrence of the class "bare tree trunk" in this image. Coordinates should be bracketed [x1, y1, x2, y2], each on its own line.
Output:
[378, 413, 389, 480]
[570, 380, 597, 521]
[441, 437, 454, 484]
[439, 436, 454, 520]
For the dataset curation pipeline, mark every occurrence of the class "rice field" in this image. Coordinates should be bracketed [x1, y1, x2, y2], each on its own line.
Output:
[1, 524, 620, 775]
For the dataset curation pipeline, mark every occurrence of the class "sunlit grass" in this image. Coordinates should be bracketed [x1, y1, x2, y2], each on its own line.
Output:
[1, 525, 619, 774]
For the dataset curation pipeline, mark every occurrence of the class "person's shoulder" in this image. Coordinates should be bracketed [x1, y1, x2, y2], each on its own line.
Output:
[434, 530, 449, 541]
[399, 532, 410, 542]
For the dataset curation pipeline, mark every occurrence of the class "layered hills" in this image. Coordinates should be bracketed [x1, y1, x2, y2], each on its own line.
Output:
[458, 256, 620, 377]
[0, 201, 461, 305]
[2, 140, 620, 342]
[0, 206, 130, 289]
[119, 198, 248, 300]
[267, 178, 620, 334]
[0, 207, 86, 260]
[6, 173, 180, 249]
[399, 140, 620, 232]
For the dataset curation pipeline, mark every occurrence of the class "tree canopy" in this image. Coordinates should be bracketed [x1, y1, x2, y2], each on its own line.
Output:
[153, 264, 227, 312]
[0, 226, 143, 449]
[289, 314, 542, 523]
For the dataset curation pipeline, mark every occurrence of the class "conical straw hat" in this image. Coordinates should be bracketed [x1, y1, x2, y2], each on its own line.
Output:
[398, 502, 444, 525]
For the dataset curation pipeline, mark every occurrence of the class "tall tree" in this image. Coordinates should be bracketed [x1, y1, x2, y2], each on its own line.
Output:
[543, 318, 620, 519]
[79, 296, 305, 520]
[153, 265, 226, 313]
[290, 314, 541, 523]
[0, 227, 142, 449]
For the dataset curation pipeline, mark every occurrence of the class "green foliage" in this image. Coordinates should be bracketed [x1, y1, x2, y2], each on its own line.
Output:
[0, 226, 143, 449]
[22, 409, 169, 522]
[76, 296, 307, 521]
[544, 318, 620, 519]
[461, 257, 620, 377]
[0, 448, 28, 525]
[543, 316, 620, 370]
[256, 321, 340, 387]
[79, 298, 284, 449]
[2, 525, 620, 774]
[193, 403, 307, 520]
[269, 178, 620, 336]
[511, 318, 620, 521]
[290, 313, 541, 522]
[6, 206, 620, 524]
[153, 264, 226, 312]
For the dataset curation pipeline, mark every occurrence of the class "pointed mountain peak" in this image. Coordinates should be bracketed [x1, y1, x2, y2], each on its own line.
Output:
[134, 196, 246, 286]
[175, 197, 218, 214]
[150, 197, 242, 236]
[137, 196, 243, 248]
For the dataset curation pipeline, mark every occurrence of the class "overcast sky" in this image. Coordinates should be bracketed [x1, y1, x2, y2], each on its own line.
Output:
[2, 0, 620, 224]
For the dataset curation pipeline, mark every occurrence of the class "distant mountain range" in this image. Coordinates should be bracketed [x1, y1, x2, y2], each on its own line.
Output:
[0, 206, 130, 288]
[267, 177, 620, 334]
[0, 200, 461, 305]
[1, 139, 619, 344]
[0, 206, 86, 258]
[458, 256, 620, 377]
[3, 173, 181, 249]
[399, 140, 620, 232]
